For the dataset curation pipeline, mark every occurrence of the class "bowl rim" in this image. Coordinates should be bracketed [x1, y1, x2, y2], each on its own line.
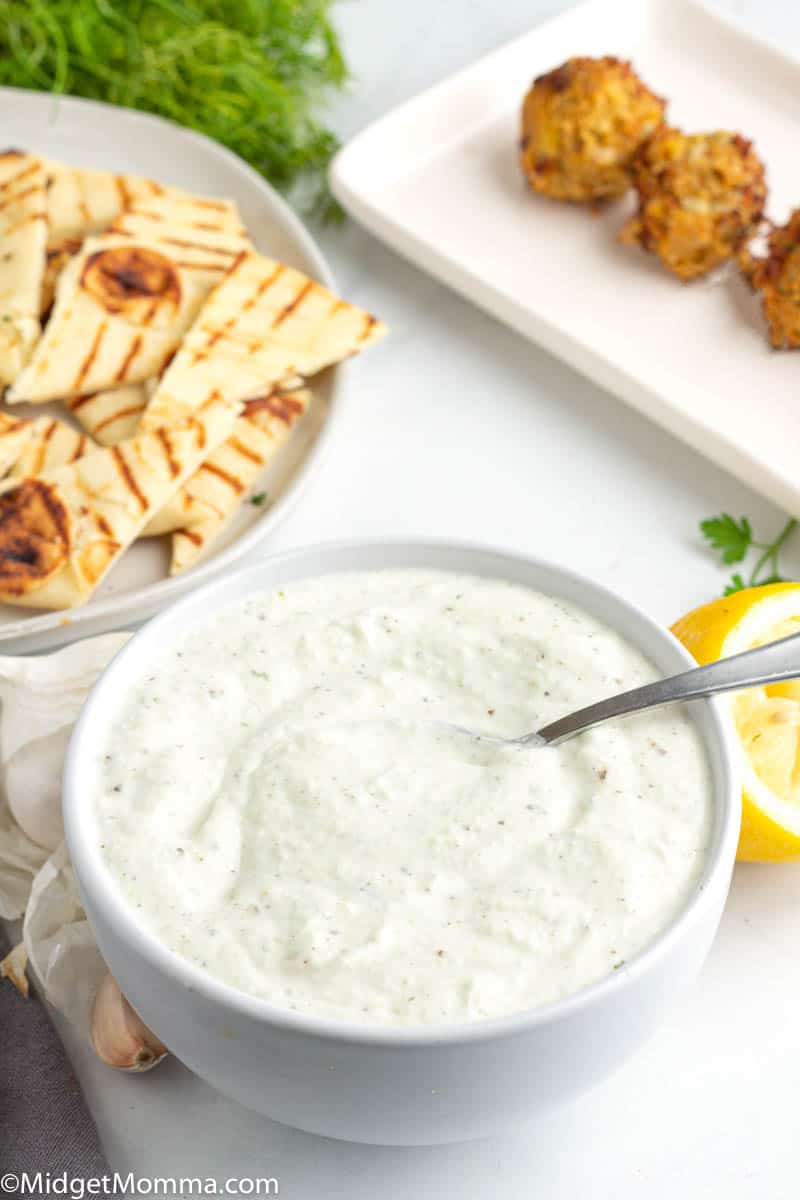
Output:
[63, 537, 740, 1047]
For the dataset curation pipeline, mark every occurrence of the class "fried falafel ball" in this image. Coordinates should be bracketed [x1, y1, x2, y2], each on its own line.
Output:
[620, 126, 767, 281]
[520, 57, 665, 203]
[740, 209, 800, 349]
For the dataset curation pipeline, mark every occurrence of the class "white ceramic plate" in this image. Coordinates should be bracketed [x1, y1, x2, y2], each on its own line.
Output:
[0, 88, 343, 653]
[331, 0, 800, 518]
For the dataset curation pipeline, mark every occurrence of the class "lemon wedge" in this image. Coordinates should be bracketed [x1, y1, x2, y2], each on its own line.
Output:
[672, 582, 800, 862]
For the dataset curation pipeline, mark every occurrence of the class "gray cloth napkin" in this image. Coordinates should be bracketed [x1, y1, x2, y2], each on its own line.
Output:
[0, 925, 108, 1176]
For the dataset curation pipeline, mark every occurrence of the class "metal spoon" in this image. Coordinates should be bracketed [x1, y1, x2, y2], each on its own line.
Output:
[436, 629, 800, 749]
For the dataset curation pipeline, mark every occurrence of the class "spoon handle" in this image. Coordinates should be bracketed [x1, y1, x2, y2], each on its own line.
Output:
[533, 629, 800, 746]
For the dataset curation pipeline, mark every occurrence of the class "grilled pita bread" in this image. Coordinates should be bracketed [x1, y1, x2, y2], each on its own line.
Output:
[42, 162, 164, 315]
[41, 237, 82, 316]
[45, 160, 163, 246]
[0, 411, 96, 480]
[169, 390, 310, 573]
[0, 151, 48, 385]
[42, 166, 246, 316]
[144, 387, 309, 548]
[0, 413, 36, 478]
[0, 393, 240, 609]
[7, 230, 239, 404]
[0, 153, 386, 614]
[142, 251, 386, 429]
[11, 179, 251, 403]
[66, 382, 151, 445]
[6, 415, 94, 479]
[108, 188, 247, 251]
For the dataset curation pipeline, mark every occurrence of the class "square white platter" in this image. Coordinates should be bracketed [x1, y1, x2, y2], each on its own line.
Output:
[331, 0, 800, 518]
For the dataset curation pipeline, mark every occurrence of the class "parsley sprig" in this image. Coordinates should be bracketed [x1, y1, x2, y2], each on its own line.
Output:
[700, 513, 797, 595]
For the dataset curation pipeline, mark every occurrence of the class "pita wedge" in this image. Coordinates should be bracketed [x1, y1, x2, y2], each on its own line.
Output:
[142, 251, 386, 430]
[144, 386, 309, 551]
[0, 412, 94, 477]
[41, 236, 82, 315]
[10, 181, 250, 405]
[0, 151, 48, 385]
[0, 413, 38, 477]
[108, 187, 247, 250]
[42, 166, 246, 314]
[45, 160, 164, 246]
[8, 228, 239, 405]
[169, 390, 310, 574]
[0, 411, 97, 480]
[42, 161, 165, 314]
[66, 382, 151, 445]
[0, 394, 239, 609]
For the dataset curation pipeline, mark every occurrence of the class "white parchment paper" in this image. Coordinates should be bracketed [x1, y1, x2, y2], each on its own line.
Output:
[0, 632, 130, 1029]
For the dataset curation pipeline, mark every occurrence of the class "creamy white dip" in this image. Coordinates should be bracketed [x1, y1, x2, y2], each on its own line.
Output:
[92, 570, 713, 1025]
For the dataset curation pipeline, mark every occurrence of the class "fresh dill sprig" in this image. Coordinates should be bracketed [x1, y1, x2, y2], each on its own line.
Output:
[0, 0, 348, 217]
[700, 513, 797, 595]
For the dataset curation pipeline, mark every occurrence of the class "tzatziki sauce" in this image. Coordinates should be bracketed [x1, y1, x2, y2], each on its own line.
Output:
[92, 570, 713, 1026]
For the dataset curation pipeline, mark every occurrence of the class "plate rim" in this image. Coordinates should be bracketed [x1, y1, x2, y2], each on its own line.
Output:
[0, 86, 344, 652]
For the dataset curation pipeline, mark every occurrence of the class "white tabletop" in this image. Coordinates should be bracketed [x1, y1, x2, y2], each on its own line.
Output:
[55, 2, 800, 1194]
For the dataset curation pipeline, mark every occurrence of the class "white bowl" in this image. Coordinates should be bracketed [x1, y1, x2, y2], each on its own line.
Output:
[64, 540, 740, 1145]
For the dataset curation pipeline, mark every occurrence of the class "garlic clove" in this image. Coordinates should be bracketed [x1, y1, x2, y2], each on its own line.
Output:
[0, 941, 29, 998]
[91, 972, 167, 1072]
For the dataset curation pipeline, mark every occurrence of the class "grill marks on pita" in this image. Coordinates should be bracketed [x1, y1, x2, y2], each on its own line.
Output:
[81, 246, 182, 326]
[42, 237, 82, 317]
[0, 155, 387, 612]
[0, 413, 39, 478]
[0, 151, 48, 386]
[66, 382, 150, 445]
[0, 478, 71, 594]
[42, 162, 165, 317]
[8, 188, 250, 405]
[109, 189, 247, 261]
[105, 192, 249, 300]
[7, 240, 177, 403]
[142, 251, 387, 429]
[170, 390, 309, 575]
[0, 410, 103, 482]
[41, 167, 245, 320]
[9, 240, 216, 404]
[45, 161, 163, 247]
[145, 387, 311, 572]
[0, 394, 240, 609]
